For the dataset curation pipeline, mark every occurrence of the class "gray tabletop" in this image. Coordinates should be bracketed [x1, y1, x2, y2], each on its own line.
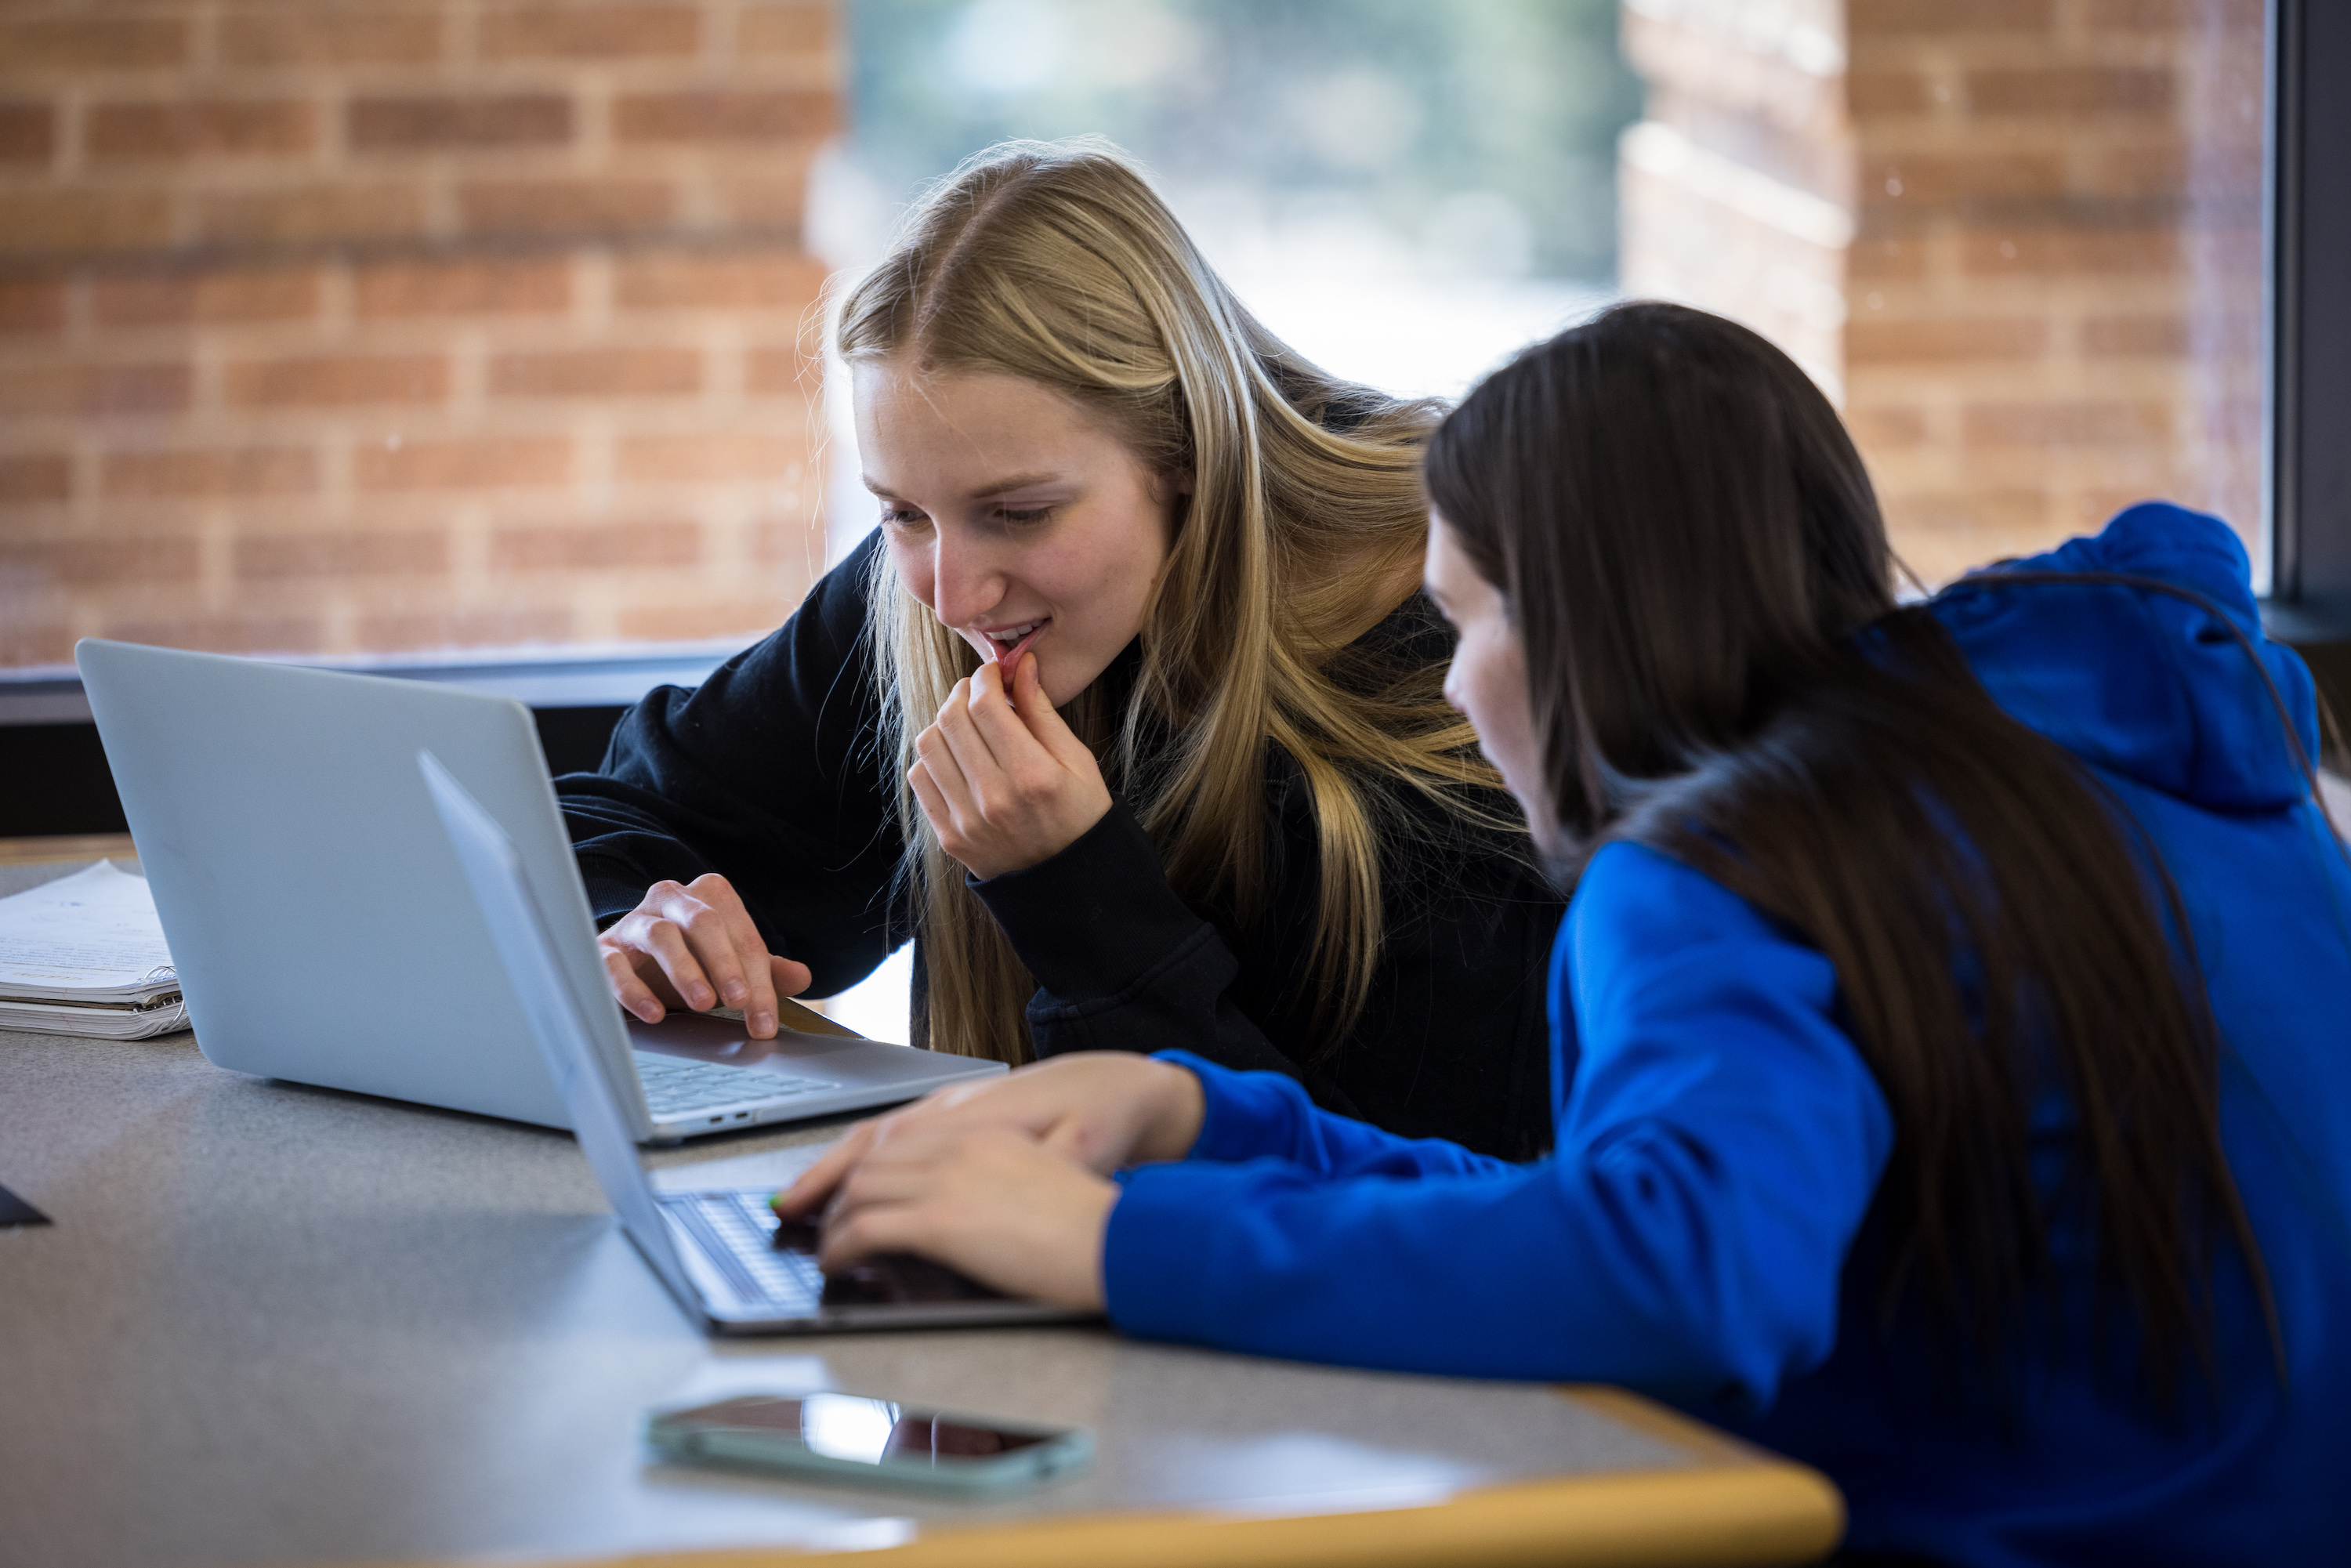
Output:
[0, 860, 1748, 1568]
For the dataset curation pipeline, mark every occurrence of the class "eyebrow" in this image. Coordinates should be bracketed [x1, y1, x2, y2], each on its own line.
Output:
[860, 471, 1067, 502]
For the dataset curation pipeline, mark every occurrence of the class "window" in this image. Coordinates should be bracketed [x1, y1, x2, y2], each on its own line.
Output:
[2269, 0, 2351, 643]
[813, 0, 1639, 560]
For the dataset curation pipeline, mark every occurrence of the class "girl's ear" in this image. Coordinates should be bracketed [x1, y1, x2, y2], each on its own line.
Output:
[1161, 469, 1197, 498]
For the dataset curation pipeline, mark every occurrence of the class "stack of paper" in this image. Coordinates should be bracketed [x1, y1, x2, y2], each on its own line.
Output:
[0, 861, 188, 1039]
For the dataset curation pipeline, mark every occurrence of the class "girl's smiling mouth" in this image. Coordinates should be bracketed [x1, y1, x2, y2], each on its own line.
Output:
[980, 619, 1049, 666]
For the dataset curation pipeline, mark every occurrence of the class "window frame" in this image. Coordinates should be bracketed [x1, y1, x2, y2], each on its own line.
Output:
[2265, 0, 2351, 640]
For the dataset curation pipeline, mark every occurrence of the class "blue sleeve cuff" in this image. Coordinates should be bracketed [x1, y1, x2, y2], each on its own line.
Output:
[1154, 1049, 1318, 1164]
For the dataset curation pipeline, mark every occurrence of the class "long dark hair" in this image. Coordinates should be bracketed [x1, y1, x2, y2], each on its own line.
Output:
[1424, 302, 2275, 1394]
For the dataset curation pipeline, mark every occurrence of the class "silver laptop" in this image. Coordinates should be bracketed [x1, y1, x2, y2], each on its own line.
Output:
[76, 639, 1005, 1142]
[422, 750, 1085, 1334]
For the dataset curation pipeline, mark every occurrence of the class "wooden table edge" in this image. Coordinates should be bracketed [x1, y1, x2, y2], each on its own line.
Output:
[0, 834, 137, 867]
[356, 1386, 1843, 1568]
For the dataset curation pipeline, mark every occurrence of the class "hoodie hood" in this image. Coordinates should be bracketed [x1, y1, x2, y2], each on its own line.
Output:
[1928, 502, 2320, 813]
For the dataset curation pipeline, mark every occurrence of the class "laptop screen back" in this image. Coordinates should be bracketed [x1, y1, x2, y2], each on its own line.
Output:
[418, 750, 702, 1309]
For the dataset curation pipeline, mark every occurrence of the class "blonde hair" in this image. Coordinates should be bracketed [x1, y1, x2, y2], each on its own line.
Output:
[837, 138, 1512, 1064]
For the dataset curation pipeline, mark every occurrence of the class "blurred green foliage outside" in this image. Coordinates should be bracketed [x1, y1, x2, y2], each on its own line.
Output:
[842, 0, 1641, 283]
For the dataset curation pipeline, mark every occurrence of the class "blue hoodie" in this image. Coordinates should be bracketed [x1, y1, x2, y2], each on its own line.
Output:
[1103, 505, 2351, 1565]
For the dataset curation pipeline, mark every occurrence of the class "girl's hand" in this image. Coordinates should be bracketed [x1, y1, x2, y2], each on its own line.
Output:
[596, 872, 810, 1039]
[773, 1053, 1205, 1218]
[814, 1123, 1118, 1310]
[907, 652, 1111, 881]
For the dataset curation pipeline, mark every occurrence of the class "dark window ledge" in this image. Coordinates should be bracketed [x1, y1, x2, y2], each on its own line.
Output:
[0, 644, 748, 838]
[0, 645, 745, 728]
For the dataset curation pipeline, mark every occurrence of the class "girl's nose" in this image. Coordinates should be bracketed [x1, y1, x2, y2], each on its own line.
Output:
[928, 530, 1007, 629]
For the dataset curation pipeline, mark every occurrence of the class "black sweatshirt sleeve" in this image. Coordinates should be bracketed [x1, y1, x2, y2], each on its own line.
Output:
[968, 798, 1355, 1101]
[555, 532, 906, 998]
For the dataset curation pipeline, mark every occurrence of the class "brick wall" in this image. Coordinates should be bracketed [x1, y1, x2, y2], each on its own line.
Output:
[0, 1, 839, 670]
[1620, 0, 2264, 588]
[1619, 0, 1854, 399]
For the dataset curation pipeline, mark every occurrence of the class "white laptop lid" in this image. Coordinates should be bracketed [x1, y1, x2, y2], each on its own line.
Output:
[422, 750, 1094, 1338]
[75, 639, 638, 1134]
[418, 750, 705, 1313]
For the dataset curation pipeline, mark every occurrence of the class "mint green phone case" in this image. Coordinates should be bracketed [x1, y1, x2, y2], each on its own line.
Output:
[646, 1398, 1093, 1497]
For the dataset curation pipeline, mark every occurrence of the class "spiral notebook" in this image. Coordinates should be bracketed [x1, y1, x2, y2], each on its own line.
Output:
[0, 861, 188, 1039]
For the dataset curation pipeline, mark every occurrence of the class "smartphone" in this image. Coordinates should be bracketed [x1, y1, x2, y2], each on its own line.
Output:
[645, 1392, 1092, 1497]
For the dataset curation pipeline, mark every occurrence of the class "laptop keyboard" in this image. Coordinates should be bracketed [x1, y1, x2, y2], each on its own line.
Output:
[632, 1052, 835, 1120]
[664, 1189, 824, 1309]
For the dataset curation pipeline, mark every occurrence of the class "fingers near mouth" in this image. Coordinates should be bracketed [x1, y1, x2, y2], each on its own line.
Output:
[984, 619, 1048, 667]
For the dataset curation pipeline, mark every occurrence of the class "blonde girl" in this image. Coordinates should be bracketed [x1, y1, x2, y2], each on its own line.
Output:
[564, 139, 1560, 1157]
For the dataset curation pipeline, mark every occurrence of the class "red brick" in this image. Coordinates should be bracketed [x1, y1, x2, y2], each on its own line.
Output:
[96, 613, 327, 655]
[234, 530, 449, 579]
[1848, 71, 1933, 116]
[87, 99, 317, 161]
[1846, 236, 1926, 281]
[618, 599, 788, 640]
[739, 5, 833, 56]
[0, 363, 190, 418]
[0, 453, 71, 503]
[491, 347, 701, 398]
[1846, 317, 2050, 363]
[614, 252, 826, 310]
[480, 5, 700, 59]
[748, 513, 822, 563]
[1958, 228, 2178, 275]
[0, 619, 71, 664]
[353, 257, 571, 318]
[614, 89, 835, 143]
[457, 179, 676, 238]
[0, 277, 67, 335]
[2081, 313, 2189, 357]
[354, 607, 573, 649]
[1870, 154, 2067, 205]
[2184, 139, 2264, 199]
[216, 9, 442, 65]
[494, 348, 696, 400]
[618, 433, 802, 482]
[356, 438, 571, 491]
[490, 519, 700, 570]
[2086, 143, 2190, 200]
[0, 190, 173, 257]
[350, 93, 573, 151]
[102, 447, 319, 498]
[2190, 225, 2263, 282]
[1967, 67, 2172, 117]
[0, 101, 54, 164]
[28, 535, 201, 585]
[1847, 0, 2053, 34]
[745, 346, 815, 395]
[2073, 486, 2196, 537]
[223, 354, 450, 408]
[2081, 0, 2219, 31]
[1846, 407, 1930, 449]
[196, 184, 428, 247]
[721, 173, 817, 231]
[1884, 490, 2052, 536]
[0, 16, 188, 71]
[1963, 401, 2172, 448]
[92, 268, 322, 328]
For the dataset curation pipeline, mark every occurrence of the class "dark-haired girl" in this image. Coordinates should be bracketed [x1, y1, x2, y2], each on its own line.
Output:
[779, 303, 2351, 1563]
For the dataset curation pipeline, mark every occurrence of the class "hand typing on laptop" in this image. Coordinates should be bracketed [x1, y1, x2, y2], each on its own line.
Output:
[773, 1055, 1206, 1309]
[598, 873, 810, 1041]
